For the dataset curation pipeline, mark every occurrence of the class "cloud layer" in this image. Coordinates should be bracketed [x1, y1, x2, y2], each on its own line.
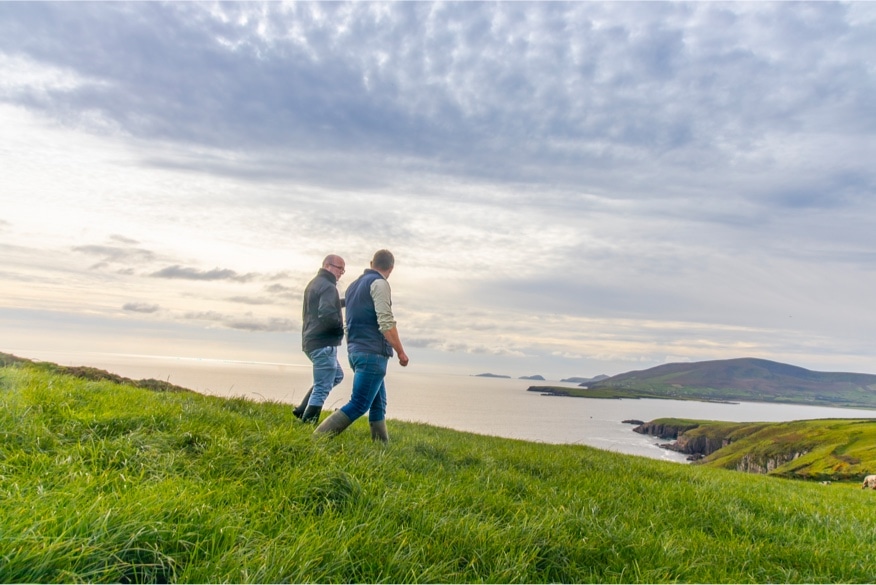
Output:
[1, 2, 875, 376]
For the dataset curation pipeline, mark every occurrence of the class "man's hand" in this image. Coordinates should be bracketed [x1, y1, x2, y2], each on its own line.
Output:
[383, 326, 409, 367]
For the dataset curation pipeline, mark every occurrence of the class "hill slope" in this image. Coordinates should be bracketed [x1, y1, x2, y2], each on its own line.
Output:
[588, 357, 876, 408]
[635, 417, 876, 480]
[698, 418, 876, 479]
[4, 356, 876, 582]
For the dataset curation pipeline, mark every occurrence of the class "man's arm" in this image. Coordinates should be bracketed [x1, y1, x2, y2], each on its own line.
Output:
[371, 279, 409, 367]
[317, 289, 343, 330]
[382, 326, 409, 367]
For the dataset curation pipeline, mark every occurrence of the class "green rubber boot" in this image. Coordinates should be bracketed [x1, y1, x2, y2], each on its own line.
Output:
[370, 420, 389, 443]
[313, 410, 353, 438]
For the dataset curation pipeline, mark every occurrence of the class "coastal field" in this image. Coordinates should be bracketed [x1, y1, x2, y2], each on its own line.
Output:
[3, 356, 876, 583]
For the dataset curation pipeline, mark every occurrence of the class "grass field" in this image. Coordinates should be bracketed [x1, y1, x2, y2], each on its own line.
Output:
[3, 359, 876, 583]
[692, 418, 876, 479]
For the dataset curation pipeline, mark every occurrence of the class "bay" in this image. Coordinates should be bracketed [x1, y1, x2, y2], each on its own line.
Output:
[18, 351, 876, 464]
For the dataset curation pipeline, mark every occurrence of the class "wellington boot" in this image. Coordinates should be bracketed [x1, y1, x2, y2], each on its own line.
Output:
[292, 387, 313, 419]
[313, 410, 353, 438]
[300, 405, 322, 425]
[370, 420, 389, 443]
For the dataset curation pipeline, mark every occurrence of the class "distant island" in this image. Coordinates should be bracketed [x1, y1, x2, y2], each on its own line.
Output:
[529, 357, 876, 409]
[474, 373, 547, 380]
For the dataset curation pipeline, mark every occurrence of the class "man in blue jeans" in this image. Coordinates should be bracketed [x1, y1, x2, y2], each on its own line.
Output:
[314, 249, 409, 442]
[293, 254, 346, 424]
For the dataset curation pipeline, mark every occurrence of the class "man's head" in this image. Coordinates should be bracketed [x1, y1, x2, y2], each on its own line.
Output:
[322, 254, 346, 280]
[370, 249, 395, 276]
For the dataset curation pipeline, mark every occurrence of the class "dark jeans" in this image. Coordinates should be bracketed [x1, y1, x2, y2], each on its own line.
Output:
[340, 352, 388, 423]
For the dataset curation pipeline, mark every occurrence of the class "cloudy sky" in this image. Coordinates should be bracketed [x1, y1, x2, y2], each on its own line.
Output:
[1, 1, 875, 379]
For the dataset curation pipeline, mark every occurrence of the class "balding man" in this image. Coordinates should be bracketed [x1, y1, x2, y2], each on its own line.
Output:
[292, 254, 347, 423]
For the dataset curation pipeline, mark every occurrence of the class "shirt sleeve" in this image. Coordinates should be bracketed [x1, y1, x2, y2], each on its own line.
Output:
[370, 279, 396, 332]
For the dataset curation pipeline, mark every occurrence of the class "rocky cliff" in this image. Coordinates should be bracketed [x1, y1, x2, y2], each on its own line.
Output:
[733, 452, 809, 474]
[672, 433, 731, 458]
[633, 420, 719, 460]
[634, 417, 813, 470]
[633, 420, 701, 440]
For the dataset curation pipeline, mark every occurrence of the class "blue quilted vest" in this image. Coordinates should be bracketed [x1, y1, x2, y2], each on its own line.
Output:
[345, 269, 394, 357]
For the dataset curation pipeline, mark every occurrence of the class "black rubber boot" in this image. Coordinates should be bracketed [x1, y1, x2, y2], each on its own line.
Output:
[292, 387, 313, 419]
[300, 405, 323, 424]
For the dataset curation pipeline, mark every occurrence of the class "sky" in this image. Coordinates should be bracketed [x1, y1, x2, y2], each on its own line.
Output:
[1, 1, 875, 380]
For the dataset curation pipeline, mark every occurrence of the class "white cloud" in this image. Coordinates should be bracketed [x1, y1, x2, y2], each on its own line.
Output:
[1, 2, 875, 377]
[0, 52, 108, 97]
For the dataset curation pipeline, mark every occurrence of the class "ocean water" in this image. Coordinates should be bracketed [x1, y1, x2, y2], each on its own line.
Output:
[16, 351, 876, 464]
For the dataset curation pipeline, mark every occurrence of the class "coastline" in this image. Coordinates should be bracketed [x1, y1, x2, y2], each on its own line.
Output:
[527, 385, 739, 405]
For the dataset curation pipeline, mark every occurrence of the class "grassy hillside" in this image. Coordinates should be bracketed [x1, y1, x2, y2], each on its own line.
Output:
[637, 417, 876, 480]
[3, 359, 876, 583]
[682, 419, 876, 480]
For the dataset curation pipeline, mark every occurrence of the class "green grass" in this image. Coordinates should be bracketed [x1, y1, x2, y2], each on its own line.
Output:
[637, 417, 876, 481]
[4, 360, 876, 583]
[693, 419, 876, 480]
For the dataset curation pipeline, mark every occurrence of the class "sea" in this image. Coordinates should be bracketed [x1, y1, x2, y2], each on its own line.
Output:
[14, 351, 876, 464]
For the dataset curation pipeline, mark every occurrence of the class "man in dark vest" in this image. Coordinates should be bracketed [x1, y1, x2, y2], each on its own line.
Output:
[314, 249, 409, 442]
[292, 254, 346, 424]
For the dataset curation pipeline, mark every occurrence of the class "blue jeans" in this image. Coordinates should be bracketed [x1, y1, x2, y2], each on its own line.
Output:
[306, 346, 344, 407]
[340, 352, 388, 423]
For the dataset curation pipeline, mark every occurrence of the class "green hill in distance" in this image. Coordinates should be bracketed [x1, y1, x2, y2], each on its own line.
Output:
[531, 357, 876, 409]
